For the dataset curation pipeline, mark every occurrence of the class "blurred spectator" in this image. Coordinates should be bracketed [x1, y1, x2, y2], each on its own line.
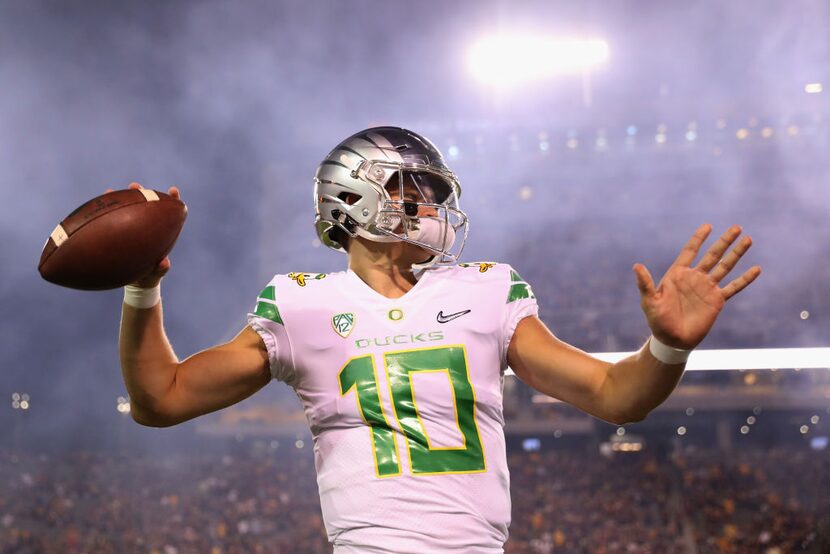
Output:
[1, 443, 825, 553]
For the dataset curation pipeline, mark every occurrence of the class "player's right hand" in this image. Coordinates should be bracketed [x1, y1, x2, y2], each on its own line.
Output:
[104, 182, 181, 289]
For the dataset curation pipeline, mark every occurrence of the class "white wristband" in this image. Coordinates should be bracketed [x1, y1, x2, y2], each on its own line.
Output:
[124, 284, 161, 309]
[648, 335, 691, 365]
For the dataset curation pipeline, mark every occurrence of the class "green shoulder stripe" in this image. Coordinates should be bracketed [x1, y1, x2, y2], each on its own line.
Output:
[507, 269, 535, 303]
[254, 285, 283, 325]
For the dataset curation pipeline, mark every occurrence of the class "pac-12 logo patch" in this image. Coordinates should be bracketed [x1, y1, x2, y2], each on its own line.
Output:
[332, 312, 355, 338]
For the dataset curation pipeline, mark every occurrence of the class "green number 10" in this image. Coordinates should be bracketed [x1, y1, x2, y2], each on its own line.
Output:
[338, 345, 486, 477]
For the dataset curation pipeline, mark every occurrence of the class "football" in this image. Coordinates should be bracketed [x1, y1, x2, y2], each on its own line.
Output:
[38, 188, 187, 290]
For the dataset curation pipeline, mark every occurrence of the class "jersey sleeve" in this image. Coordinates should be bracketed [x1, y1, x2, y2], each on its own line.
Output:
[246, 278, 296, 384]
[501, 265, 539, 364]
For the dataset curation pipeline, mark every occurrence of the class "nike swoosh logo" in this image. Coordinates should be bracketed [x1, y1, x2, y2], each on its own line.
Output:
[437, 309, 471, 324]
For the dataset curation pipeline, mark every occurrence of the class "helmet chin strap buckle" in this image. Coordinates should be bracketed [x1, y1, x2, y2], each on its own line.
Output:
[331, 209, 358, 236]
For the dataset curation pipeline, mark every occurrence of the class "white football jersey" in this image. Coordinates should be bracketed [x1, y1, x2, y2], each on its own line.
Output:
[247, 262, 538, 553]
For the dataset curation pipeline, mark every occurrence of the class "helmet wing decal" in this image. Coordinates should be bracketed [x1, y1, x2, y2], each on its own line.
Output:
[339, 145, 367, 161]
[320, 159, 349, 170]
[363, 132, 405, 163]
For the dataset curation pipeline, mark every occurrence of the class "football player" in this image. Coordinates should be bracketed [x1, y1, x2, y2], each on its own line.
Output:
[118, 127, 760, 553]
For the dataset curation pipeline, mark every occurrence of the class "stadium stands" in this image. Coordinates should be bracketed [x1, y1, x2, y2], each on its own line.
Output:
[2, 443, 827, 553]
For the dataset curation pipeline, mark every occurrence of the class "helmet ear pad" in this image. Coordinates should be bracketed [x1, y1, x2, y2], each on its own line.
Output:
[328, 225, 351, 251]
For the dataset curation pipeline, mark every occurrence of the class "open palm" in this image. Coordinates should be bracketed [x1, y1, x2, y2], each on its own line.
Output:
[633, 224, 761, 350]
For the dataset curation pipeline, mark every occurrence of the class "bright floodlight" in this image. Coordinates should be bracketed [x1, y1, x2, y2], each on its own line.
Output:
[587, 347, 830, 371]
[468, 35, 609, 87]
[508, 347, 830, 375]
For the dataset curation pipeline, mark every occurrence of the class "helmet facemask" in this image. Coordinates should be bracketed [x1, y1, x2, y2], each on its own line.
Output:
[354, 160, 468, 266]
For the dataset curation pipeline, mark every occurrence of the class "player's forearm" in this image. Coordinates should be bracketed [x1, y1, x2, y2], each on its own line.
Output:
[119, 301, 179, 424]
[600, 342, 686, 423]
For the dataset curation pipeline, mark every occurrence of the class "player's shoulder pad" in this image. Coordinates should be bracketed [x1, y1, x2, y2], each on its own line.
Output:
[251, 271, 333, 325]
[456, 262, 535, 303]
[258, 271, 331, 292]
[502, 264, 536, 304]
[284, 271, 330, 288]
[448, 261, 510, 285]
[457, 261, 501, 275]
[455, 261, 514, 281]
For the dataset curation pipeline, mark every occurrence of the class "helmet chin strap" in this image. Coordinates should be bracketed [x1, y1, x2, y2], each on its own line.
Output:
[353, 226, 400, 243]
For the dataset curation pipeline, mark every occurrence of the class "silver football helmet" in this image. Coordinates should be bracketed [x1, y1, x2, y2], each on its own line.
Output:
[314, 126, 468, 266]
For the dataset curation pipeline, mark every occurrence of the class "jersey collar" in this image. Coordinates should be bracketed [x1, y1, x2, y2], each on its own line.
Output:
[343, 267, 435, 304]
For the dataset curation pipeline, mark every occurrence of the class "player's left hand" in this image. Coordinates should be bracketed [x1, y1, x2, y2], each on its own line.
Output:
[633, 224, 761, 350]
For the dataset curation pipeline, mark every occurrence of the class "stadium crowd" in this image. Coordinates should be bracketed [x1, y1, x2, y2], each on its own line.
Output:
[1, 443, 827, 553]
[678, 447, 830, 553]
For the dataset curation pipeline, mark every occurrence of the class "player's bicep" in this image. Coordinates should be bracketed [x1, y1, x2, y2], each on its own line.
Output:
[159, 326, 271, 426]
[507, 316, 616, 422]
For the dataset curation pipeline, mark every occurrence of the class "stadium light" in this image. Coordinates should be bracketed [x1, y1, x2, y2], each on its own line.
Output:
[11, 392, 29, 410]
[588, 347, 830, 371]
[507, 347, 830, 375]
[467, 35, 609, 87]
[116, 396, 131, 415]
